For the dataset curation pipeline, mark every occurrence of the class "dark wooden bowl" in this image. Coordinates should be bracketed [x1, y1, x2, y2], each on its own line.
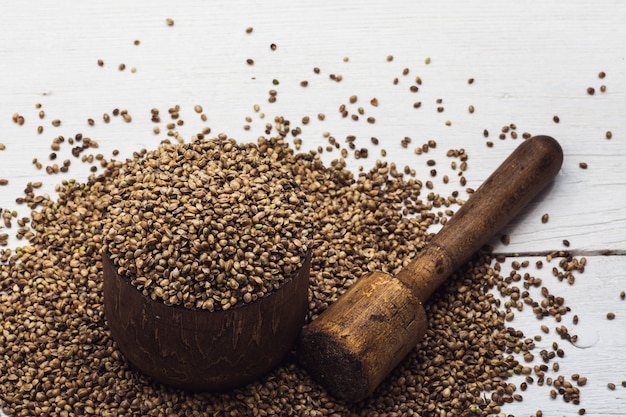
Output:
[102, 249, 311, 391]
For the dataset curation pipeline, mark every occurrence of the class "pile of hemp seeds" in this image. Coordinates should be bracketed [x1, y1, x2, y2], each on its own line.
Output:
[0, 27, 603, 417]
[0, 126, 588, 416]
[102, 137, 313, 311]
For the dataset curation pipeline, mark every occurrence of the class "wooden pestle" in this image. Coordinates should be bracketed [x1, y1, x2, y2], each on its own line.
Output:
[297, 135, 564, 402]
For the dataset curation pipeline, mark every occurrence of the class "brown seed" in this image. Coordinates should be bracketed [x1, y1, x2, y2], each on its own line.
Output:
[0, 143, 5, 151]
[607, 312, 616, 320]
[553, 115, 560, 123]
[501, 234, 511, 245]
[541, 213, 549, 223]
[166, 18, 175, 26]
[97, 59, 104, 66]
[0, 179, 8, 186]
[587, 87, 595, 95]
[245, 26, 253, 33]
[608, 382, 616, 390]
[606, 131, 613, 139]
[579, 162, 588, 169]
[51, 119, 61, 127]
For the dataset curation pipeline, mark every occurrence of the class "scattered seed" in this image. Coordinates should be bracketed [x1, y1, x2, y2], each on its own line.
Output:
[0, 47, 602, 417]
[607, 312, 616, 320]
[246, 26, 253, 33]
[586, 87, 595, 95]
[579, 162, 588, 169]
[166, 18, 175, 26]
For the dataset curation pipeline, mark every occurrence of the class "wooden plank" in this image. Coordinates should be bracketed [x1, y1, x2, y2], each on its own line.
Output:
[0, 0, 625, 415]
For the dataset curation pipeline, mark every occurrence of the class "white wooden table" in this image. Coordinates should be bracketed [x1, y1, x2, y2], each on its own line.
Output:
[1, 1, 625, 415]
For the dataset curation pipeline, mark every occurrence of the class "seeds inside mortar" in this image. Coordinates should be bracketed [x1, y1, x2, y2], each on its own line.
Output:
[102, 137, 313, 311]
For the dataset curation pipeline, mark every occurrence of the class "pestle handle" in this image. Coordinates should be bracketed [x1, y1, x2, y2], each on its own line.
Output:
[297, 135, 563, 402]
[396, 135, 563, 301]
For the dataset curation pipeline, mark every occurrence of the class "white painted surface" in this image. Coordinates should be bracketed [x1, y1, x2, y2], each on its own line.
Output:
[1, 0, 625, 415]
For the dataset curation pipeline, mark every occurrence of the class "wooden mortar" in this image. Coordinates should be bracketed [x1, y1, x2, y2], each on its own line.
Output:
[103, 248, 311, 391]
[297, 135, 563, 402]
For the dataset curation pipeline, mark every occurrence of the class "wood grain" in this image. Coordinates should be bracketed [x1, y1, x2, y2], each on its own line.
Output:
[103, 251, 310, 391]
[298, 136, 563, 401]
